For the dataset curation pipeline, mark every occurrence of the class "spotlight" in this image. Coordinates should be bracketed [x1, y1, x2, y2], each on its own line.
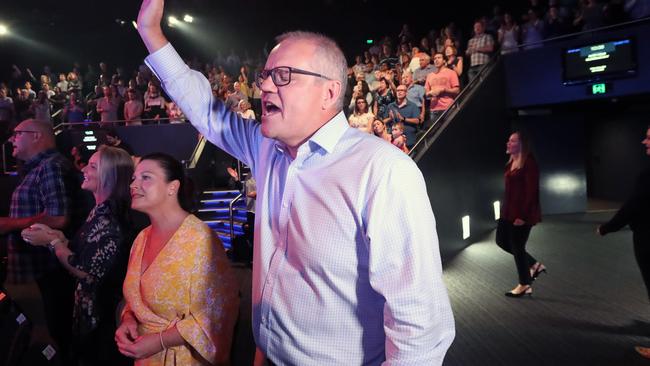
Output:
[183, 14, 194, 23]
[168, 16, 180, 27]
[132, 21, 138, 30]
[0, 24, 8, 36]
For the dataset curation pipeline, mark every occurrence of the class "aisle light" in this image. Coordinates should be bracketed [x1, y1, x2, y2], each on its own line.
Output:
[493, 201, 501, 220]
[183, 14, 194, 23]
[462, 215, 471, 240]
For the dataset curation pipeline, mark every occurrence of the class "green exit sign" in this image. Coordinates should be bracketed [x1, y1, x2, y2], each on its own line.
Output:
[591, 83, 607, 94]
[366, 39, 374, 45]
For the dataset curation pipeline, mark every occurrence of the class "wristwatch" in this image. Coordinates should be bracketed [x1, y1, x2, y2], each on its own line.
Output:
[47, 238, 63, 255]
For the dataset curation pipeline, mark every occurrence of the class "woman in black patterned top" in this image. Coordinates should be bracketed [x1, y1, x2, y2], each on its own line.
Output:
[22, 146, 134, 366]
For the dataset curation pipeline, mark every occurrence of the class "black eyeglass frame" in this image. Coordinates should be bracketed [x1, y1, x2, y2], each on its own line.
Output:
[256, 66, 332, 88]
[10, 130, 39, 138]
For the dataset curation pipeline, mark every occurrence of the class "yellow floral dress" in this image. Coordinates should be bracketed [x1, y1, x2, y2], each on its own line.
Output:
[122, 215, 239, 365]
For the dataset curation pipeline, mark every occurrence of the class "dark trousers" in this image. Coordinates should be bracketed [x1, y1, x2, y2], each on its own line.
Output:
[633, 231, 650, 301]
[35, 267, 74, 361]
[495, 219, 537, 285]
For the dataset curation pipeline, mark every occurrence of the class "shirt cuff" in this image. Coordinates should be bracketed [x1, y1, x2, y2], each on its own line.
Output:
[144, 42, 188, 83]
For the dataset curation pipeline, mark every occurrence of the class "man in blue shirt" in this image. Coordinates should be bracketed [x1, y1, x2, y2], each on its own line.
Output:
[132, 1, 455, 364]
[386, 84, 422, 149]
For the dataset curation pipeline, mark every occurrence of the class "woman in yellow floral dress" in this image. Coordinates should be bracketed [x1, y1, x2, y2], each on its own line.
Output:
[115, 153, 239, 365]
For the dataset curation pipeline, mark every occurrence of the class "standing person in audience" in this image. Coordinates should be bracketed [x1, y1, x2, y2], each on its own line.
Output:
[444, 45, 464, 79]
[597, 126, 650, 359]
[22, 146, 134, 366]
[237, 99, 256, 120]
[115, 153, 239, 365]
[97, 86, 119, 127]
[522, 8, 546, 49]
[348, 96, 374, 133]
[124, 88, 144, 126]
[0, 87, 14, 140]
[30, 90, 52, 123]
[496, 130, 545, 298]
[402, 71, 425, 120]
[63, 92, 86, 124]
[413, 53, 436, 86]
[0, 119, 81, 362]
[498, 13, 521, 54]
[56, 73, 69, 93]
[466, 20, 495, 81]
[143, 83, 166, 123]
[386, 84, 421, 149]
[424, 52, 460, 131]
[136, 1, 454, 364]
[372, 77, 396, 121]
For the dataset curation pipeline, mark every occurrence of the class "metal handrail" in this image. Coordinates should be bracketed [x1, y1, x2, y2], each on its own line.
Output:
[228, 192, 244, 239]
[52, 117, 186, 131]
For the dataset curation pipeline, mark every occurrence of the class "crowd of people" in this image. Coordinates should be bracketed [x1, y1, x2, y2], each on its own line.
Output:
[2, 0, 646, 148]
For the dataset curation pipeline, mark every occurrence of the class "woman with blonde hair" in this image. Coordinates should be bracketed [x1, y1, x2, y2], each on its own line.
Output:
[23, 146, 135, 365]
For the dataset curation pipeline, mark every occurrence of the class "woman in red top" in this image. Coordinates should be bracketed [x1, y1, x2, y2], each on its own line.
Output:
[496, 131, 544, 297]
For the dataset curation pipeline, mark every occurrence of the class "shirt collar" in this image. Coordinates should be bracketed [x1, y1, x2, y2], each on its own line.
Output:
[22, 148, 57, 172]
[273, 111, 349, 156]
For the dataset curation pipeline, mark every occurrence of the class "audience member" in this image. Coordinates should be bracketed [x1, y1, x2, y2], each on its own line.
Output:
[413, 53, 437, 86]
[0, 119, 81, 361]
[62, 93, 86, 124]
[97, 86, 119, 126]
[424, 52, 460, 130]
[522, 8, 547, 49]
[391, 121, 410, 153]
[386, 84, 421, 148]
[22, 146, 134, 366]
[104, 129, 135, 156]
[498, 13, 521, 54]
[373, 77, 397, 121]
[124, 89, 144, 126]
[372, 118, 392, 142]
[466, 20, 495, 81]
[143, 84, 166, 123]
[348, 96, 375, 133]
[116, 153, 239, 364]
[0, 87, 14, 139]
[30, 91, 52, 123]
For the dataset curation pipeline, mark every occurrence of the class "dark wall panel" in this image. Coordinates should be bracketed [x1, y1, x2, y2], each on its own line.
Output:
[418, 62, 510, 259]
[504, 22, 650, 108]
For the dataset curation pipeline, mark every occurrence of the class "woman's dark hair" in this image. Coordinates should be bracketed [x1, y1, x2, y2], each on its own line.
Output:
[354, 96, 368, 114]
[139, 152, 195, 212]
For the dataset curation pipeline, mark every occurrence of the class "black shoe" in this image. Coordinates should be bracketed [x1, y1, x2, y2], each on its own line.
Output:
[505, 285, 532, 298]
[531, 263, 547, 281]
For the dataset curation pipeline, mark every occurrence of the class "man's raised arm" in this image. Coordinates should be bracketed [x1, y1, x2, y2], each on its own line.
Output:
[137, 0, 169, 53]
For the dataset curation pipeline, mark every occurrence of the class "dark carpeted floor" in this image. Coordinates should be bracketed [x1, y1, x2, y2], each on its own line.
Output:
[442, 212, 650, 366]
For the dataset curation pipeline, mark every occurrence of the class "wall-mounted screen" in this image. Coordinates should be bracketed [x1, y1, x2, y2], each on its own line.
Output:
[563, 38, 636, 85]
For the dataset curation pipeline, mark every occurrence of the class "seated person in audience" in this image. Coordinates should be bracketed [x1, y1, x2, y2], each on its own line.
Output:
[124, 88, 144, 126]
[115, 153, 239, 365]
[386, 84, 421, 149]
[63, 93, 86, 124]
[22, 146, 135, 366]
[348, 97, 374, 134]
[372, 119, 392, 142]
[391, 122, 409, 154]
[143, 84, 167, 123]
[236, 100, 256, 120]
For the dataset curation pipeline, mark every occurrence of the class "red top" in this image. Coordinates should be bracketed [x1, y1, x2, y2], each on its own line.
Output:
[501, 154, 541, 225]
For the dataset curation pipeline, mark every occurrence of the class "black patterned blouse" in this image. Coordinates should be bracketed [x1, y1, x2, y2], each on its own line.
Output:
[69, 201, 129, 336]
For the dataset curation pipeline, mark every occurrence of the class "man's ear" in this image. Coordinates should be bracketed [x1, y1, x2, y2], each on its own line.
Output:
[322, 80, 342, 110]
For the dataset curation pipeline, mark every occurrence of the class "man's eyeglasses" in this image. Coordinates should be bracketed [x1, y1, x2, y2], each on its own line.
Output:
[11, 130, 39, 138]
[256, 66, 332, 88]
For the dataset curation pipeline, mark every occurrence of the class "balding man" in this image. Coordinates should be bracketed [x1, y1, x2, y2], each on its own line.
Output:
[132, 0, 455, 364]
[0, 119, 77, 359]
